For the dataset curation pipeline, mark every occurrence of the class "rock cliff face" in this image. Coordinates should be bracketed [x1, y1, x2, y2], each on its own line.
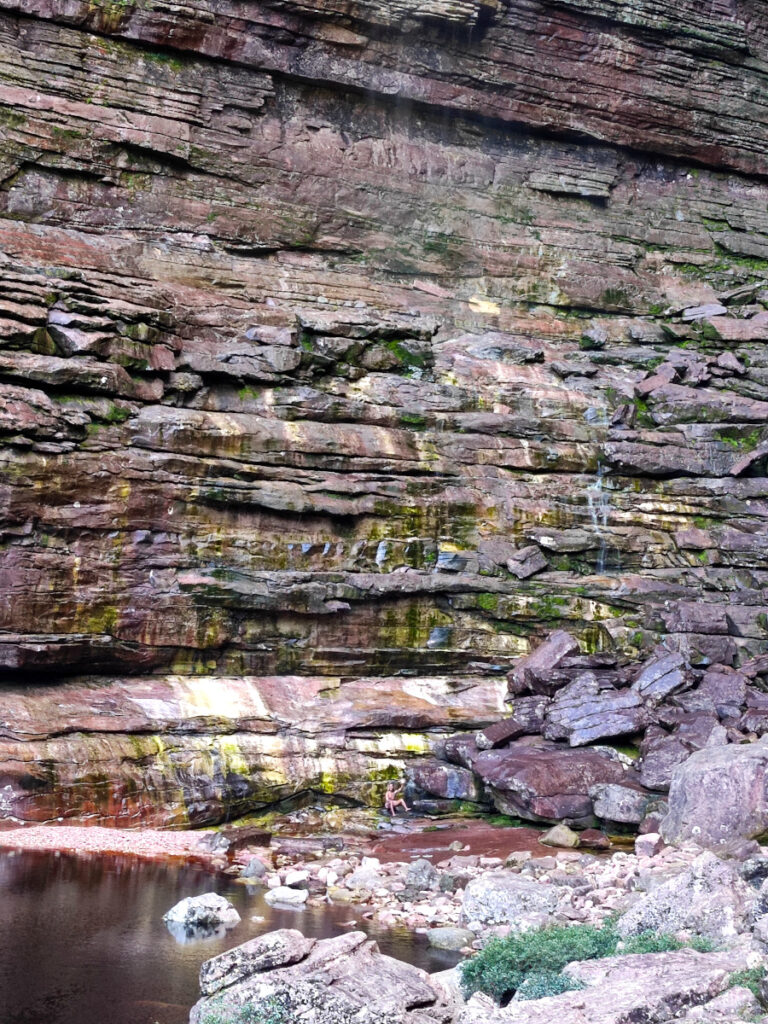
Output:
[1, 0, 768, 825]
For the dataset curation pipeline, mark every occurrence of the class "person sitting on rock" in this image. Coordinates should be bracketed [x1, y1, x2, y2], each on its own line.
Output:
[384, 781, 410, 816]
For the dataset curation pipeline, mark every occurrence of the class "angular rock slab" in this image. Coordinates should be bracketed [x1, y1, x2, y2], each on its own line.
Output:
[200, 929, 315, 996]
[191, 930, 452, 1024]
[661, 737, 768, 848]
[475, 739, 628, 825]
[508, 631, 580, 696]
[457, 948, 751, 1024]
[543, 674, 651, 747]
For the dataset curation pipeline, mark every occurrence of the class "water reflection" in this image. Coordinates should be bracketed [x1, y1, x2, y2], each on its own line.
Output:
[0, 849, 459, 1024]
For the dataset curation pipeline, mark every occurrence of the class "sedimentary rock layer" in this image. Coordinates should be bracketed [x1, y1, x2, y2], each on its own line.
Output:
[1, 0, 767, 823]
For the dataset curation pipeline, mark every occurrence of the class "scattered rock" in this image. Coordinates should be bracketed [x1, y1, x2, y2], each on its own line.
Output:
[539, 824, 580, 848]
[191, 930, 451, 1024]
[163, 893, 241, 933]
[427, 927, 475, 951]
[508, 631, 580, 696]
[264, 886, 309, 907]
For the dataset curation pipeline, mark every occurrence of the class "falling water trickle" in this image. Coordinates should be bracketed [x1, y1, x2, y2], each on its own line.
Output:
[584, 406, 611, 574]
[586, 464, 610, 574]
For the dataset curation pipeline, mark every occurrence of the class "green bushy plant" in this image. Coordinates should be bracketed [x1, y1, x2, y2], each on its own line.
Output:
[728, 966, 766, 1001]
[459, 922, 718, 1005]
[514, 971, 586, 1001]
[460, 924, 617, 1004]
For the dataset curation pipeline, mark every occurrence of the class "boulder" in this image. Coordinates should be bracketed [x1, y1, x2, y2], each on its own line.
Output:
[589, 782, 653, 824]
[190, 930, 451, 1024]
[475, 739, 627, 825]
[457, 948, 752, 1024]
[444, 734, 481, 770]
[264, 886, 309, 907]
[631, 652, 693, 705]
[427, 927, 475, 951]
[477, 717, 528, 749]
[241, 856, 267, 879]
[410, 759, 484, 802]
[506, 546, 548, 580]
[661, 737, 768, 848]
[539, 824, 580, 848]
[162, 893, 240, 932]
[461, 871, 559, 926]
[506, 696, 551, 735]
[406, 858, 440, 892]
[617, 851, 755, 943]
[634, 832, 664, 858]
[639, 715, 726, 791]
[200, 929, 315, 996]
[543, 675, 651, 746]
[508, 631, 580, 696]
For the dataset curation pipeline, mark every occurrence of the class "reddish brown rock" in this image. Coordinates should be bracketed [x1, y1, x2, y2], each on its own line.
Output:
[474, 739, 629, 826]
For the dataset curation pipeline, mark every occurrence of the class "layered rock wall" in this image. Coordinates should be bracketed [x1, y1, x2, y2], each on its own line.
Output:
[1, 0, 768, 823]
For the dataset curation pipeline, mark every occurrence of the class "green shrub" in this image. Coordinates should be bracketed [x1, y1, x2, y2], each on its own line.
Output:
[622, 931, 714, 955]
[460, 924, 617, 1004]
[515, 971, 586, 1001]
[728, 966, 766, 1001]
[459, 923, 718, 1005]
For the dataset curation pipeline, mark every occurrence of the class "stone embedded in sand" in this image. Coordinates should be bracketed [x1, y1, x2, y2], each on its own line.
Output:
[539, 823, 580, 848]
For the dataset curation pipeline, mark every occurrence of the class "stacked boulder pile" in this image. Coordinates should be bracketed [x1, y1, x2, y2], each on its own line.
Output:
[409, 630, 768, 843]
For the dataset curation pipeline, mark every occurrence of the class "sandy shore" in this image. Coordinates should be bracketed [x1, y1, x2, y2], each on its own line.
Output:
[0, 825, 216, 861]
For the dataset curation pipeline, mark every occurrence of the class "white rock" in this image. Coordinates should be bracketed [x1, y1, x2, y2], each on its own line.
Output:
[264, 886, 309, 907]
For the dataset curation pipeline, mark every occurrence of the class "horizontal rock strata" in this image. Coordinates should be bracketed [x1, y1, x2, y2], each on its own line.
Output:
[1, 0, 767, 822]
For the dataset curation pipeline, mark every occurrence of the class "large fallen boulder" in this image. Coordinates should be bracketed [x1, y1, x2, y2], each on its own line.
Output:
[410, 759, 484, 802]
[457, 947, 752, 1024]
[474, 739, 628, 825]
[661, 737, 768, 848]
[617, 851, 755, 944]
[190, 929, 452, 1024]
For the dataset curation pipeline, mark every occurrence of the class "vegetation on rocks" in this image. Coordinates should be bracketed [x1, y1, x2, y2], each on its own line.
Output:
[459, 922, 714, 1004]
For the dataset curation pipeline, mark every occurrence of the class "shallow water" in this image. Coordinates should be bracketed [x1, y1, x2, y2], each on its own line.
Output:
[0, 849, 460, 1024]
